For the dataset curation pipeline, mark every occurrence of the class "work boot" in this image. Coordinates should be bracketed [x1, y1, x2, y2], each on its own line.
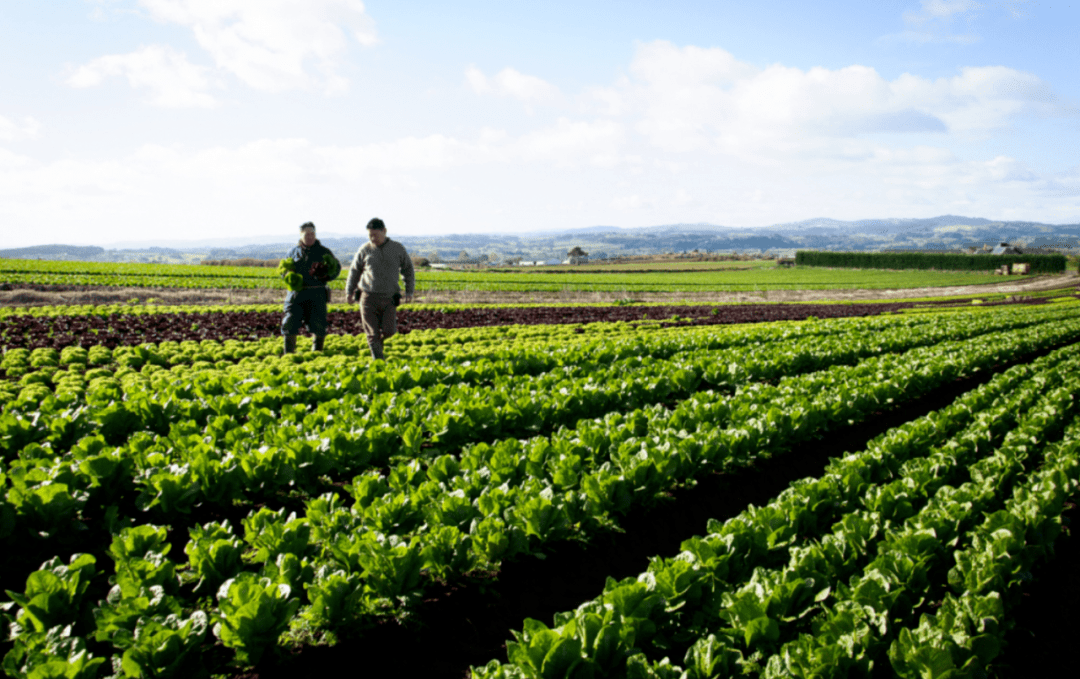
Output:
[283, 334, 297, 355]
[313, 335, 325, 352]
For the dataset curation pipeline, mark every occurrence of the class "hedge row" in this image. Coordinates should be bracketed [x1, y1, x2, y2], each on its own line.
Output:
[794, 250, 1067, 274]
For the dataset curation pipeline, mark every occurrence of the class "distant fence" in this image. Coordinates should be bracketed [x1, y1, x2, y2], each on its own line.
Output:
[794, 250, 1067, 274]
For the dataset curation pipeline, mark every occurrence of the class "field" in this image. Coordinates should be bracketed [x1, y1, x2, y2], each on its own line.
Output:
[3, 260, 1080, 678]
[503, 260, 780, 272]
[0, 257, 1019, 294]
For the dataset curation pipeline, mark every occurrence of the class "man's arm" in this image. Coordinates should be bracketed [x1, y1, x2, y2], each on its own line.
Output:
[400, 245, 416, 302]
[345, 247, 364, 303]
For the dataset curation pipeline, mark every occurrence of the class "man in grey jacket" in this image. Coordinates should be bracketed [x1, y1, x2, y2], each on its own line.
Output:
[345, 217, 416, 359]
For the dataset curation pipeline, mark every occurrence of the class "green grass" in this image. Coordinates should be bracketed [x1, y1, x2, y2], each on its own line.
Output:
[415, 267, 1007, 292]
[0, 257, 1054, 293]
[492, 259, 777, 272]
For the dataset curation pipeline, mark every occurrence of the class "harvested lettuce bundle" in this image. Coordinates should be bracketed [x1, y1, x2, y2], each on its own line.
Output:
[310, 254, 341, 282]
[278, 258, 302, 291]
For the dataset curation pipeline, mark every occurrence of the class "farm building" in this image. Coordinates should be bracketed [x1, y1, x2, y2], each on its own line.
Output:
[991, 242, 1022, 255]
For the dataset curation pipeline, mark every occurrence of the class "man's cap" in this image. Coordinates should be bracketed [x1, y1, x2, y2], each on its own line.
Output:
[366, 218, 386, 231]
[300, 221, 316, 232]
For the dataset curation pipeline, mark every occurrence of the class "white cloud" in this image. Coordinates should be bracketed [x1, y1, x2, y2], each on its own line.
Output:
[465, 66, 562, 104]
[66, 44, 217, 108]
[628, 42, 758, 86]
[2, 127, 1077, 246]
[1042, 168, 1080, 198]
[593, 41, 1071, 159]
[1004, 0, 1033, 19]
[316, 135, 487, 174]
[464, 66, 491, 94]
[514, 118, 623, 166]
[492, 68, 561, 104]
[887, 0, 1012, 44]
[883, 30, 980, 45]
[904, 0, 982, 25]
[135, 0, 377, 94]
[0, 115, 42, 141]
[11, 33, 1080, 243]
[310, 117, 625, 173]
[0, 115, 636, 244]
[609, 194, 657, 211]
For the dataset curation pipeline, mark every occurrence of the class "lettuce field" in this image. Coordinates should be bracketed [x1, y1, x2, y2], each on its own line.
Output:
[0, 301, 942, 356]
[2, 297, 1080, 678]
[0, 257, 1008, 293]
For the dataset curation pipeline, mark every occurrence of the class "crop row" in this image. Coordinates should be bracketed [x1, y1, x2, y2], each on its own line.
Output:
[4, 286, 1066, 322]
[0, 311, 972, 572]
[887, 440, 1075, 677]
[1, 309, 1075, 569]
[2, 308, 1029, 554]
[795, 249, 1069, 274]
[0, 271, 285, 290]
[3, 306, 1072, 463]
[0, 305, 979, 410]
[2, 316, 1078, 677]
[0, 299, 944, 353]
[0, 262, 1006, 292]
[0, 313, 628, 383]
[0, 301, 730, 320]
[0, 260, 274, 279]
[0, 322, 626, 407]
[474, 346, 1080, 678]
[5, 303, 1075, 416]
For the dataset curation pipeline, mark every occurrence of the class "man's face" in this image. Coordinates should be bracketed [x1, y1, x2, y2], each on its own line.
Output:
[369, 228, 387, 246]
[301, 229, 316, 246]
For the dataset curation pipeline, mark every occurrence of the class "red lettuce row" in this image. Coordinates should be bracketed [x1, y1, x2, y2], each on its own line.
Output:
[0, 302, 930, 352]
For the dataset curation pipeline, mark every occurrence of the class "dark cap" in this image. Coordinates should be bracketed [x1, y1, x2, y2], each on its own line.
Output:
[299, 221, 316, 232]
[366, 218, 386, 231]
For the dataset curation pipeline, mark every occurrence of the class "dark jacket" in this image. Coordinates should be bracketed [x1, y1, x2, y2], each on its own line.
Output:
[286, 239, 340, 288]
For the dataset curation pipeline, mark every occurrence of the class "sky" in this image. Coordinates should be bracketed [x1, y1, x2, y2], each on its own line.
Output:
[1, 0, 1078, 247]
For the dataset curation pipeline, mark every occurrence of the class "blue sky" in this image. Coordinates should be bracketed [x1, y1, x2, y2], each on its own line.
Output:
[2, 0, 1078, 247]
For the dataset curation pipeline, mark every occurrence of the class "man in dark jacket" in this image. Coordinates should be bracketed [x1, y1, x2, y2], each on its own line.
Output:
[281, 222, 341, 354]
[345, 217, 415, 359]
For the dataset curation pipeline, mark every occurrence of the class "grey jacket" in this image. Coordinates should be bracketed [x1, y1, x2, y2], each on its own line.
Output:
[345, 237, 415, 298]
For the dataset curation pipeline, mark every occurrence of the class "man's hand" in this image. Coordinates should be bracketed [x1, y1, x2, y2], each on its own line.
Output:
[347, 291, 356, 304]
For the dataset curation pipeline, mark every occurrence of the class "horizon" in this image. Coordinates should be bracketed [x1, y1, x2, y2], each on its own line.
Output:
[3, 2, 1079, 248]
[5, 213, 1079, 252]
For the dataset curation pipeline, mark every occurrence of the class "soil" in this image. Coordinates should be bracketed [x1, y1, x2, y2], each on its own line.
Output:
[240, 339, 1080, 679]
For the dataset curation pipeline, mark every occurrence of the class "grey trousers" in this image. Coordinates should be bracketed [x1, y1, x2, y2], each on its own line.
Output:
[359, 292, 397, 359]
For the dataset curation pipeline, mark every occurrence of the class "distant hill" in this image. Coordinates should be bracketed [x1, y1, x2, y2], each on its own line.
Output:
[0, 244, 107, 260]
[3, 216, 1078, 264]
